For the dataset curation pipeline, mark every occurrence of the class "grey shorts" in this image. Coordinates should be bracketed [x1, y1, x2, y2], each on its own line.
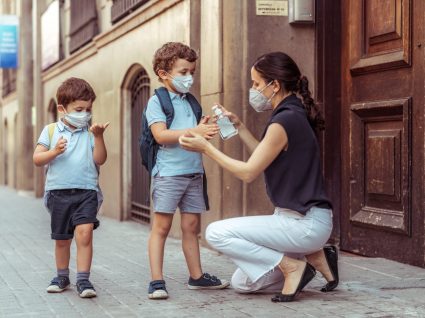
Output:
[152, 174, 206, 213]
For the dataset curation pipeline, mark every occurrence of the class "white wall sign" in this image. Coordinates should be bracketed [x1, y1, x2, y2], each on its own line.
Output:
[256, 0, 288, 16]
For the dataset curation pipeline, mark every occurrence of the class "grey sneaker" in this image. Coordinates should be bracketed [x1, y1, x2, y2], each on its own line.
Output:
[76, 279, 97, 298]
[46, 276, 70, 293]
[188, 273, 230, 290]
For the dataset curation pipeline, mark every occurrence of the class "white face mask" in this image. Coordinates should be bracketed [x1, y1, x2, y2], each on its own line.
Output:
[167, 73, 194, 94]
[249, 81, 276, 112]
[64, 111, 92, 128]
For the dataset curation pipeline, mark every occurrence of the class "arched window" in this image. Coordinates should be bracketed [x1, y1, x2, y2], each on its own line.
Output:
[130, 68, 151, 223]
[47, 99, 58, 123]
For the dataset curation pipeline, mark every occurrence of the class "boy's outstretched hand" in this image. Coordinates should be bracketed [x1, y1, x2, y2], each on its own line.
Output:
[192, 116, 219, 140]
[90, 122, 110, 137]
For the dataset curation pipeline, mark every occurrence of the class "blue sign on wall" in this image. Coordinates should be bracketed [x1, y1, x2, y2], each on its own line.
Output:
[0, 15, 18, 69]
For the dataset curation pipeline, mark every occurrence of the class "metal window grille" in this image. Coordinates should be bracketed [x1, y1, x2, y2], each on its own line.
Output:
[69, 0, 99, 54]
[111, 0, 150, 24]
[130, 69, 151, 223]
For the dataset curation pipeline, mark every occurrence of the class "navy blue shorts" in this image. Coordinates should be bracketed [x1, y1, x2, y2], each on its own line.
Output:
[46, 189, 100, 240]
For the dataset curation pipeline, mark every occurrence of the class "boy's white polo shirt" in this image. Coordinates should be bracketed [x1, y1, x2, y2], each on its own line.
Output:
[37, 120, 99, 191]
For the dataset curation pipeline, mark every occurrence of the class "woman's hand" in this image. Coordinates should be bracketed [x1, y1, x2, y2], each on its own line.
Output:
[179, 131, 210, 153]
[213, 104, 242, 128]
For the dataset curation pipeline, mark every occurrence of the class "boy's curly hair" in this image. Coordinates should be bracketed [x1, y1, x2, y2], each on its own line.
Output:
[56, 77, 96, 108]
[153, 42, 198, 78]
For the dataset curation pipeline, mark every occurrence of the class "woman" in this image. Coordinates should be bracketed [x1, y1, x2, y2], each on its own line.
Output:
[179, 52, 338, 302]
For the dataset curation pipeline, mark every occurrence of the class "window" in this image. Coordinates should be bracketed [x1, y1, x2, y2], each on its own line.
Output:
[111, 0, 150, 24]
[69, 0, 99, 54]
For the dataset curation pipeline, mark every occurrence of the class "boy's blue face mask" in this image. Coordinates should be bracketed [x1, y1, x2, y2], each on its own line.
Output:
[167, 72, 194, 94]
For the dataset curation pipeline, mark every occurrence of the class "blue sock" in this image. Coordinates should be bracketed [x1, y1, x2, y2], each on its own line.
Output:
[57, 268, 69, 278]
[77, 272, 90, 282]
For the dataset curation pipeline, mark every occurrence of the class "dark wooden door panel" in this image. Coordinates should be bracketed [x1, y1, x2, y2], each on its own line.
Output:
[349, 98, 411, 235]
[350, 0, 411, 75]
[341, 0, 424, 266]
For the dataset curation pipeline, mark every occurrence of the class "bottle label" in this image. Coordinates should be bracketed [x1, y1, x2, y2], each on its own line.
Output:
[218, 117, 238, 140]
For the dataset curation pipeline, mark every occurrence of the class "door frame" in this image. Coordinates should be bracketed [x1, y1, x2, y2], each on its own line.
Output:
[315, 0, 342, 243]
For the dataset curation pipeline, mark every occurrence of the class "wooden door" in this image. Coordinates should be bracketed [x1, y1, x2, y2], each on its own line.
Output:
[341, 0, 425, 266]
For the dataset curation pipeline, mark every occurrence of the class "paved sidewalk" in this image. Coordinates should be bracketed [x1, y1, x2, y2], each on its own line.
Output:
[1, 185, 425, 317]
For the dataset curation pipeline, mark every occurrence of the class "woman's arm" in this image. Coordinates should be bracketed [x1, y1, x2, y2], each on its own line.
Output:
[150, 116, 219, 145]
[238, 123, 259, 154]
[180, 123, 288, 183]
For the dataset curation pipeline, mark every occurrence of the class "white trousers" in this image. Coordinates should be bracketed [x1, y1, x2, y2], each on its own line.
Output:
[205, 206, 333, 293]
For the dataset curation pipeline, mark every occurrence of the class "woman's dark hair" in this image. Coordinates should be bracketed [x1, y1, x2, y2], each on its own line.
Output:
[253, 52, 325, 131]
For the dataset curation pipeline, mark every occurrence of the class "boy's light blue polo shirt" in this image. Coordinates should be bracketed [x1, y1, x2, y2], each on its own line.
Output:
[37, 120, 99, 191]
[145, 90, 203, 177]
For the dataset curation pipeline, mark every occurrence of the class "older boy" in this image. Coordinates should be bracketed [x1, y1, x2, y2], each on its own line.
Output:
[33, 77, 108, 298]
[146, 42, 229, 300]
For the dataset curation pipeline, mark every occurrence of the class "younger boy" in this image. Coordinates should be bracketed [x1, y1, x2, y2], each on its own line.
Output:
[33, 77, 109, 298]
[146, 42, 229, 299]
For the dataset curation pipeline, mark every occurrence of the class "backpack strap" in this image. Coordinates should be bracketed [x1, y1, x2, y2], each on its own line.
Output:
[154, 87, 175, 128]
[186, 93, 203, 124]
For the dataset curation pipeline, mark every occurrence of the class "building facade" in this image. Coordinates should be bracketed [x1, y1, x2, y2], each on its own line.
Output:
[1, 0, 424, 267]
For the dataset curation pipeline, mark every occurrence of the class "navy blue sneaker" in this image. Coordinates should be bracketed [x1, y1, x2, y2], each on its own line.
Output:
[148, 280, 168, 299]
[188, 273, 230, 290]
[46, 276, 70, 293]
[76, 279, 97, 298]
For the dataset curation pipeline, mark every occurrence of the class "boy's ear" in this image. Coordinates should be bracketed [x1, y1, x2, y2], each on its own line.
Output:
[57, 104, 66, 113]
[157, 69, 169, 80]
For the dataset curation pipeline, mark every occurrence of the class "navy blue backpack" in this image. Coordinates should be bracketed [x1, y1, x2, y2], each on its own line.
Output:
[139, 87, 209, 209]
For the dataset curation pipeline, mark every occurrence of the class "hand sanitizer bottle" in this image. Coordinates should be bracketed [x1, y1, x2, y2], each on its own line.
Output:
[212, 105, 238, 140]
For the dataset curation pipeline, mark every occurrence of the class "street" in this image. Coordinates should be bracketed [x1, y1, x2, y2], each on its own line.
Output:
[0, 185, 425, 318]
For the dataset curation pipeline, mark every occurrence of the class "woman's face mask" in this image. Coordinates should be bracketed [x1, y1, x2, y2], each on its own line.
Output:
[249, 81, 276, 112]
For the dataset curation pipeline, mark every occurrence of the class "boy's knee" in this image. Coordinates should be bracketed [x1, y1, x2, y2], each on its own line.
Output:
[75, 225, 93, 245]
[152, 224, 171, 238]
[181, 218, 199, 234]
